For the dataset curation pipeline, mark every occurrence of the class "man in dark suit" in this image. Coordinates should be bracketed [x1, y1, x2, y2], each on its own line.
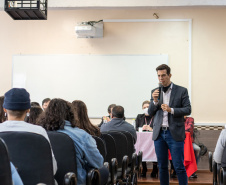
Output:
[148, 64, 191, 185]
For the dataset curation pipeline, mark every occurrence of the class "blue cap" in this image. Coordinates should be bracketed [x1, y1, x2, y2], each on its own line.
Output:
[3, 88, 31, 110]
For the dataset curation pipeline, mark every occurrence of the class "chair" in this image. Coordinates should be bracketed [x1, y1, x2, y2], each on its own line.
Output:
[0, 138, 13, 185]
[107, 131, 128, 168]
[48, 131, 102, 185]
[209, 150, 225, 185]
[0, 131, 55, 185]
[106, 131, 129, 184]
[87, 169, 101, 185]
[120, 131, 137, 185]
[101, 133, 118, 185]
[47, 131, 77, 185]
[218, 145, 226, 185]
[93, 135, 107, 162]
[119, 131, 135, 163]
[136, 151, 143, 178]
[101, 133, 117, 164]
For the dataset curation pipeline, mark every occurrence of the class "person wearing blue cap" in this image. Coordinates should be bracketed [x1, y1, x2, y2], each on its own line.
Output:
[0, 88, 57, 177]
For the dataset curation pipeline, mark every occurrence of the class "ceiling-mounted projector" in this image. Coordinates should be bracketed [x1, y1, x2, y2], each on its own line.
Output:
[75, 25, 96, 38]
[75, 20, 103, 38]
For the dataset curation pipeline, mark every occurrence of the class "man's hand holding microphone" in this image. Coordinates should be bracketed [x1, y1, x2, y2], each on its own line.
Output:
[152, 83, 171, 113]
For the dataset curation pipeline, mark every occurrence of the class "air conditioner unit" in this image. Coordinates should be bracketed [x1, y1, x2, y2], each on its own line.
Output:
[75, 22, 103, 38]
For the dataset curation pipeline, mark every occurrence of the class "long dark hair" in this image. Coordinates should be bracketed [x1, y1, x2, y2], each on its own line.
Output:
[25, 106, 43, 124]
[72, 100, 100, 137]
[37, 98, 77, 131]
[0, 96, 6, 123]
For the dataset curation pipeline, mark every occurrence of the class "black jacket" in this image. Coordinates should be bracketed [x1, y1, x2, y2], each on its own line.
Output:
[135, 114, 153, 131]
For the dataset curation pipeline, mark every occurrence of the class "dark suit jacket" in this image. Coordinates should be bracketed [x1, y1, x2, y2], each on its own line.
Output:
[135, 114, 153, 131]
[148, 83, 191, 141]
[100, 118, 137, 143]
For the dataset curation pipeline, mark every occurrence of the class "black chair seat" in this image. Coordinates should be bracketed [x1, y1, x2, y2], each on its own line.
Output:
[92, 135, 107, 162]
[47, 131, 77, 185]
[0, 131, 55, 185]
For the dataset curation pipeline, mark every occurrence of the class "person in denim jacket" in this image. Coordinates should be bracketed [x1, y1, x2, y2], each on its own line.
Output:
[37, 98, 108, 185]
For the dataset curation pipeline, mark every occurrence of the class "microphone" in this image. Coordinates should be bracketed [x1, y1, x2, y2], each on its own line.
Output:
[158, 83, 162, 100]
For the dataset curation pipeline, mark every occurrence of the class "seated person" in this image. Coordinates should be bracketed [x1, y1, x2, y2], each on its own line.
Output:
[0, 88, 57, 175]
[135, 100, 153, 132]
[37, 98, 109, 185]
[42, 98, 51, 111]
[0, 96, 7, 123]
[98, 104, 116, 127]
[25, 105, 43, 124]
[171, 116, 200, 178]
[30, 101, 41, 108]
[135, 100, 157, 178]
[72, 100, 101, 137]
[100, 105, 137, 143]
[213, 126, 226, 164]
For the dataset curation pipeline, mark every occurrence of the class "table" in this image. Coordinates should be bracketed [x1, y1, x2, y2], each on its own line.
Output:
[134, 131, 197, 177]
[134, 132, 157, 162]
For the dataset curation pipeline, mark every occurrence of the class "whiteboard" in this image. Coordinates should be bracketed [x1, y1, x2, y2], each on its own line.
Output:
[12, 55, 168, 118]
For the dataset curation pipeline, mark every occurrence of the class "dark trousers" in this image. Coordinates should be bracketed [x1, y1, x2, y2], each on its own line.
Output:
[154, 129, 187, 185]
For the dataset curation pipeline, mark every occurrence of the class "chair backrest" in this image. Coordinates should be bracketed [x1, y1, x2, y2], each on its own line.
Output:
[92, 135, 107, 162]
[0, 131, 54, 185]
[47, 131, 77, 185]
[106, 131, 128, 168]
[119, 131, 135, 164]
[0, 138, 13, 185]
[221, 145, 226, 168]
[101, 133, 117, 164]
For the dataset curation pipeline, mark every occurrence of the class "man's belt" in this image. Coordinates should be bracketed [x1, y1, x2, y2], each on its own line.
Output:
[161, 126, 169, 131]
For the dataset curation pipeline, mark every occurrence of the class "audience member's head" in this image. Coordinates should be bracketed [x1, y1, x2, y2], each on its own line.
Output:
[72, 100, 100, 136]
[31, 102, 41, 108]
[38, 98, 77, 131]
[112, 105, 124, 119]
[0, 96, 6, 123]
[42, 98, 51, 111]
[142, 100, 150, 116]
[3, 88, 31, 121]
[25, 106, 43, 124]
[107, 104, 116, 118]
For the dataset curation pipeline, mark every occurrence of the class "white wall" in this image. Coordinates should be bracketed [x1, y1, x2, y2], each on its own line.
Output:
[0, 7, 226, 124]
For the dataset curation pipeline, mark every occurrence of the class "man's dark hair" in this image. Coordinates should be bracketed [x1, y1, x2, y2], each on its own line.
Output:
[142, 100, 150, 107]
[42, 98, 51, 106]
[107, 104, 116, 114]
[31, 102, 41, 107]
[156, 64, 171, 75]
[112, 106, 124, 118]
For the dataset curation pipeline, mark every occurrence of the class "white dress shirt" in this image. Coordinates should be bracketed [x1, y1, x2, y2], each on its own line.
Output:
[154, 83, 174, 127]
[162, 83, 174, 127]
